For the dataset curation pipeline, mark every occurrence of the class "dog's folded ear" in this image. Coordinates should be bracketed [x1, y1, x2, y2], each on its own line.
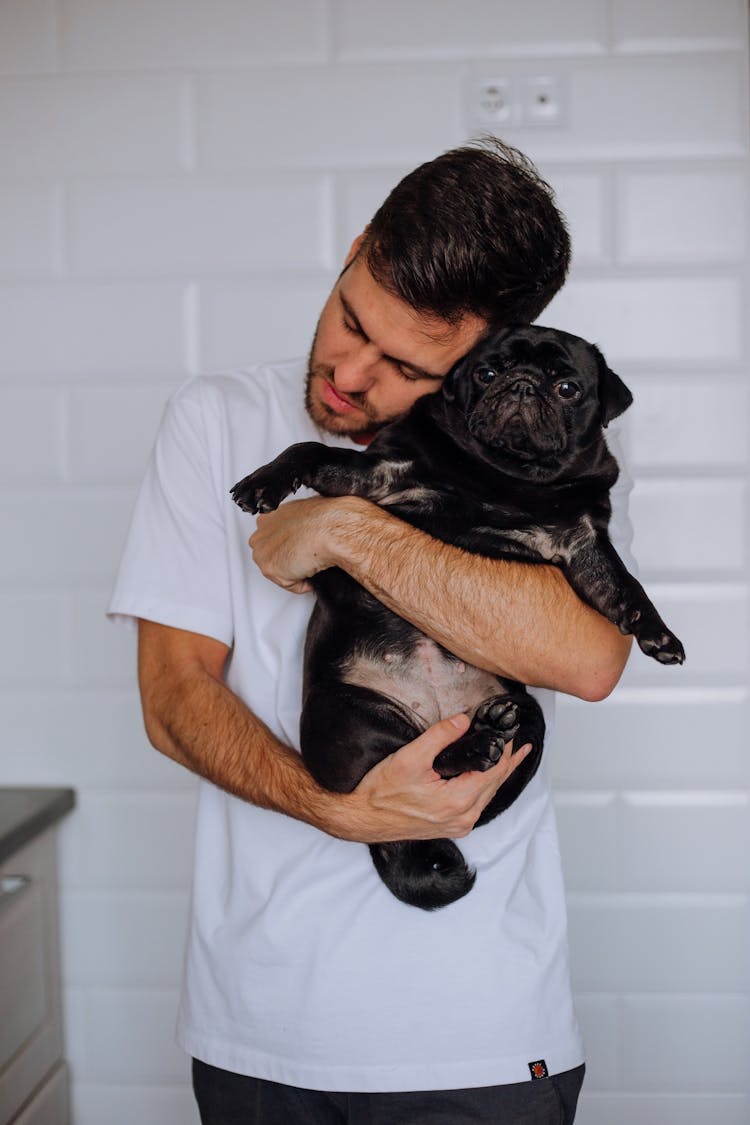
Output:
[595, 347, 633, 426]
[441, 354, 475, 407]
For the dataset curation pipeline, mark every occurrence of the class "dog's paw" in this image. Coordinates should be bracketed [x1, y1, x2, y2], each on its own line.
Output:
[433, 730, 507, 778]
[637, 629, 686, 665]
[433, 743, 495, 778]
[473, 698, 520, 741]
[433, 699, 522, 777]
[230, 470, 298, 514]
[617, 603, 686, 667]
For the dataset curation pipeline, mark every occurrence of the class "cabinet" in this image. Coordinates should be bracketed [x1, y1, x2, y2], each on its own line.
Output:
[0, 789, 75, 1125]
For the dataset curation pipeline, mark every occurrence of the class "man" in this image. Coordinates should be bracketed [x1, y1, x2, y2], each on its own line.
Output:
[110, 139, 633, 1124]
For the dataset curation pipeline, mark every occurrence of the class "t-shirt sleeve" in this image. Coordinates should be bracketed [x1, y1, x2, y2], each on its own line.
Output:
[605, 420, 638, 576]
[108, 377, 234, 646]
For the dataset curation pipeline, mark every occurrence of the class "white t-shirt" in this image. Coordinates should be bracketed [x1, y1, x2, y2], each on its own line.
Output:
[109, 358, 635, 1093]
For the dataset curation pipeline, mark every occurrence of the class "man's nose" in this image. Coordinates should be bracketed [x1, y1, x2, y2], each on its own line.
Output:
[334, 344, 380, 392]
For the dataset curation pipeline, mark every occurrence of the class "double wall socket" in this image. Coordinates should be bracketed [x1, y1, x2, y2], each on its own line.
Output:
[465, 74, 567, 131]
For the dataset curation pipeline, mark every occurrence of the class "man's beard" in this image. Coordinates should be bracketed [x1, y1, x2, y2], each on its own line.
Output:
[304, 332, 384, 443]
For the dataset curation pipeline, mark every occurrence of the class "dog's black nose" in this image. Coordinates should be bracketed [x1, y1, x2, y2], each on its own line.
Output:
[510, 377, 536, 400]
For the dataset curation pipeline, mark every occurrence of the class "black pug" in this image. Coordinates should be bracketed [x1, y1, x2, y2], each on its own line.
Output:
[232, 325, 684, 911]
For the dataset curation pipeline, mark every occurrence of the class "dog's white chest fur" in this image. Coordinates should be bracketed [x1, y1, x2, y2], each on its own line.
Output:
[341, 639, 500, 728]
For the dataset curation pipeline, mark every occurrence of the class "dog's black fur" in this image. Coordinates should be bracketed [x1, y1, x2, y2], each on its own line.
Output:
[232, 325, 684, 910]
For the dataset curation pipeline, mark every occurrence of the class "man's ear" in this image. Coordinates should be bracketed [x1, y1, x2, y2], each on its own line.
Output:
[344, 229, 368, 269]
[595, 346, 633, 426]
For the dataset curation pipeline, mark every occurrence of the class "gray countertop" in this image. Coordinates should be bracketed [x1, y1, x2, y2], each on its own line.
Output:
[0, 788, 76, 865]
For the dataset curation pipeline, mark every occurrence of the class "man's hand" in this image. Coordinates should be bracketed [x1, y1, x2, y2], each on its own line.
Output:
[331, 712, 533, 844]
[249, 496, 346, 593]
[139, 621, 530, 845]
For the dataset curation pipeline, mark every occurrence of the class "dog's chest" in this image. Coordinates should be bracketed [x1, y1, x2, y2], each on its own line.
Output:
[340, 638, 500, 727]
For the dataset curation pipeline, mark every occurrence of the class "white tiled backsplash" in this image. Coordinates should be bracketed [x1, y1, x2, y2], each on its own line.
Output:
[0, 1, 747, 1121]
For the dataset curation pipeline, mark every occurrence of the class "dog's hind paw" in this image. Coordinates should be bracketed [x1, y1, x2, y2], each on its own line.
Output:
[473, 698, 520, 739]
[433, 738, 492, 778]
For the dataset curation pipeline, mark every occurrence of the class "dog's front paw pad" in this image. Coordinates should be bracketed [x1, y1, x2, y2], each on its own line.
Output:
[230, 477, 261, 513]
[231, 473, 297, 514]
[639, 631, 686, 665]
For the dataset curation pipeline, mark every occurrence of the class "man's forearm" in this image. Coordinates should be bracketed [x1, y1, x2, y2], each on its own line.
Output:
[139, 642, 337, 830]
[324, 498, 632, 700]
[137, 620, 529, 844]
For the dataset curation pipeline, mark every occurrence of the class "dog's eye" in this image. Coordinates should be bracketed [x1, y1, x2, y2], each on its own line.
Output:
[555, 380, 581, 400]
[474, 366, 498, 384]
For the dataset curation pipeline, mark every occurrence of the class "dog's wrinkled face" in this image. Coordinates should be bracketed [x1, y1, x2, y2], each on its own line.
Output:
[442, 325, 633, 482]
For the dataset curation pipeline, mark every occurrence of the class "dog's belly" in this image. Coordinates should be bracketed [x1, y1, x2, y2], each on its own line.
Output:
[340, 638, 501, 727]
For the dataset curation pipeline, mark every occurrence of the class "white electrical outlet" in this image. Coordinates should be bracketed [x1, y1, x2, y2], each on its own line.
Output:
[521, 75, 566, 128]
[465, 73, 566, 132]
[466, 77, 516, 129]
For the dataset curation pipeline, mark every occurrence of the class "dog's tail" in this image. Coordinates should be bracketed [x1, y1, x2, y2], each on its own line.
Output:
[369, 839, 476, 910]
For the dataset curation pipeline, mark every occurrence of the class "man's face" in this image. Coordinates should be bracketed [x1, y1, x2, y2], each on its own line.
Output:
[305, 241, 487, 441]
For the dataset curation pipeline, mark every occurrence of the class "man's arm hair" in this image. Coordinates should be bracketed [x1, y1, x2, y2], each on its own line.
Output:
[137, 619, 533, 842]
[248, 494, 632, 700]
[319, 498, 632, 701]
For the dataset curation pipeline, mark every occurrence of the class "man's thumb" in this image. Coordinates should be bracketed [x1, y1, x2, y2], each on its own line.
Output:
[412, 712, 470, 760]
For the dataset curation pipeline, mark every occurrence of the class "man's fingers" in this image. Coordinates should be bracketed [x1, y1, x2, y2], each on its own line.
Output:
[480, 740, 533, 783]
[399, 718, 533, 782]
[448, 738, 533, 799]
[353, 721, 534, 842]
[399, 713, 471, 767]
[500, 739, 533, 767]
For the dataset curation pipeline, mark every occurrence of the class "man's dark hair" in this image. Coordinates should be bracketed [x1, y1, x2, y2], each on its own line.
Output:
[362, 137, 570, 328]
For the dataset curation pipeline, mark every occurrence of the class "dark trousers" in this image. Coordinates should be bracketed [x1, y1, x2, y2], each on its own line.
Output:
[192, 1058, 585, 1124]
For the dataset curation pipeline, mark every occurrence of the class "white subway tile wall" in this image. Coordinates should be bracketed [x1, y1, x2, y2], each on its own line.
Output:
[0, 75, 191, 175]
[0, 183, 62, 276]
[611, 0, 747, 54]
[626, 376, 749, 470]
[617, 167, 749, 263]
[0, 283, 190, 377]
[0, 2, 746, 1121]
[0, 0, 57, 75]
[60, 0, 329, 70]
[574, 995, 621, 1089]
[65, 384, 180, 484]
[545, 275, 744, 363]
[331, 0, 609, 59]
[630, 478, 746, 576]
[0, 388, 65, 480]
[66, 176, 336, 275]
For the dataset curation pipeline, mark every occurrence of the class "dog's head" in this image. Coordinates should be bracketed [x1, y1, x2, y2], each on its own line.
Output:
[441, 324, 632, 482]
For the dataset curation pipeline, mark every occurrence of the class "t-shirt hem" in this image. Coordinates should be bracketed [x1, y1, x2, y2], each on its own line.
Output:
[177, 1023, 585, 1093]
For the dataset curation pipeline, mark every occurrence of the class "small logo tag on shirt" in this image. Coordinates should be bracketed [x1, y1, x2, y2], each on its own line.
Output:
[528, 1059, 549, 1080]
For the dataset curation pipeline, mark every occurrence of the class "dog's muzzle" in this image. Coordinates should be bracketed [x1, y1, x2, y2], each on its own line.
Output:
[508, 376, 537, 401]
[469, 381, 566, 460]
